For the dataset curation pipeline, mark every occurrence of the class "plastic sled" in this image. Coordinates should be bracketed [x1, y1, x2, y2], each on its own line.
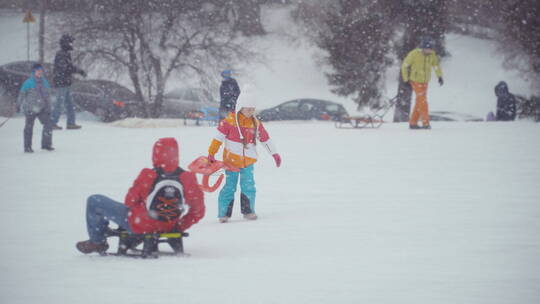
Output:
[188, 156, 238, 192]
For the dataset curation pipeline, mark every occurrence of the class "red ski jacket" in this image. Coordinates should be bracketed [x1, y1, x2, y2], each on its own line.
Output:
[124, 138, 205, 233]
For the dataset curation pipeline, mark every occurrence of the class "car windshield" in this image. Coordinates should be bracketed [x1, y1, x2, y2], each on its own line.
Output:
[324, 104, 342, 113]
[165, 88, 217, 103]
[74, 85, 101, 95]
[280, 100, 300, 111]
[111, 87, 136, 101]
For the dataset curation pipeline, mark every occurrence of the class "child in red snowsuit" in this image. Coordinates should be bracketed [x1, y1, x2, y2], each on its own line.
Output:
[76, 137, 205, 254]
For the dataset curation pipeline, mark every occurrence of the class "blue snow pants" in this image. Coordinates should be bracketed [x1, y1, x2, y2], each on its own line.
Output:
[218, 165, 256, 217]
[86, 194, 132, 243]
[51, 87, 76, 125]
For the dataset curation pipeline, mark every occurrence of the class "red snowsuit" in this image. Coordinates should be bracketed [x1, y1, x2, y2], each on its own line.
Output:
[124, 138, 205, 233]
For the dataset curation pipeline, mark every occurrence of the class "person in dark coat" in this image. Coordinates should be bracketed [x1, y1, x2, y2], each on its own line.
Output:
[17, 64, 54, 153]
[219, 69, 241, 119]
[495, 81, 517, 121]
[50, 34, 86, 130]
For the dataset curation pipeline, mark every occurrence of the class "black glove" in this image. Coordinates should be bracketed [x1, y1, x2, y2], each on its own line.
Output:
[438, 77, 444, 86]
[16, 104, 21, 113]
[402, 80, 411, 89]
[80, 69, 87, 78]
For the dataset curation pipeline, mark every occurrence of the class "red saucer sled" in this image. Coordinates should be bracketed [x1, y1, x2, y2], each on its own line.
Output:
[188, 156, 238, 192]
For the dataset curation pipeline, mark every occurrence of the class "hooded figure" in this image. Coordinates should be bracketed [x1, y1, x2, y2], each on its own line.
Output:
[495, 81, 517, 121]
[76, 138, 205, 254]
[53, 34, 85, 88]
[219, 69, 241, 119]
[50, 34, 86, 129]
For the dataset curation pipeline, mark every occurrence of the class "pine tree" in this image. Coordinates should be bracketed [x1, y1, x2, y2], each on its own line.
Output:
[314, 0, 449, 115]
[318, 0, 393, 109]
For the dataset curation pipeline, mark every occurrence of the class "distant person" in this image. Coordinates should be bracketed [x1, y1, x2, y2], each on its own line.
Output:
[17, 63, 54, 153]
[219, 69, 240, 120]
[494, 81, 517, 121]
[50, 34, 86, 130]
[401, 37, 444, 129]
[207, 89, 281, 223]
[76, 138, 205, 254]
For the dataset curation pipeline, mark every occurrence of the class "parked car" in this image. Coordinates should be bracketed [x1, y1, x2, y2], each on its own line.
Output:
[257, 99, 349, 121]
[0, 61, 139, 122]
[429, 111, 483, 122]
[70, 80, 141, 122]
[160, 87, 219, 119]
[0, 60, 54, 98]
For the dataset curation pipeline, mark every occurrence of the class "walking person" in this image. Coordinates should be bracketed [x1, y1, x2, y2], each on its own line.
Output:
[219, 69, 241, 120]
[50, 34, 86, 130]
[17, 63, 54, 153]
[401, 37, 444, 129]
[207, 88, 281, 223]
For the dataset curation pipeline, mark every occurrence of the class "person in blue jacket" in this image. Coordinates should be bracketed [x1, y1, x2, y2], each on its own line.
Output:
[17, 63, 54, 153]
[219, 69, 241, 119]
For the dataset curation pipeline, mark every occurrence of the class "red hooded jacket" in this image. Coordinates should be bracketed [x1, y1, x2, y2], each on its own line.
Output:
[124, 138, 205, 233]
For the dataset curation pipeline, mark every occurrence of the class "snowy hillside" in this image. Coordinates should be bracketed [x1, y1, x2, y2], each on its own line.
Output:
[1, 5, 540, 304]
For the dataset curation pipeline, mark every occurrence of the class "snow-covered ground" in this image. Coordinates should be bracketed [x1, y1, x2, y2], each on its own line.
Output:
[1, 118, 539, 304]
[1, 5, 540, 304]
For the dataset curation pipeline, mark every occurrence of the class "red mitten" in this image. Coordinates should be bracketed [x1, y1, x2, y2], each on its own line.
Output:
[272, 153, 281, 168]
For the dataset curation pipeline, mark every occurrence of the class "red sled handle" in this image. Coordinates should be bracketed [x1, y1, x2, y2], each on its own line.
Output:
[200, 174, 224, 192]
[188, 156, 238, 192]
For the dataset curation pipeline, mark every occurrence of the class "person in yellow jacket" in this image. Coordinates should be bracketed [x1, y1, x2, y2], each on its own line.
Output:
[401, 38, 444, 129]
[207, 89, 281, 223]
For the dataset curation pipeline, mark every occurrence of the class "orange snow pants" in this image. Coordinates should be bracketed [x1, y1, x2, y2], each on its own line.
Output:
[409, 82, 430, 126]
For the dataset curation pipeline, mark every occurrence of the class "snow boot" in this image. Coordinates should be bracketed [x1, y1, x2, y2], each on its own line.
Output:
[409, 124, 420, 129]
[52, 124, 62, 130]
[24, 147, 34, 153]
[219, 217, 229, 223]
[67, 124, 82, 130]
[76, 240, 109, 254]
[243, 213, 258, 221]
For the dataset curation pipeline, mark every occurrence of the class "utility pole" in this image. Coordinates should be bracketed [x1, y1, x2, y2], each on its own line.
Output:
[39, 0, 48, 63]
[23, 10, 36, 61]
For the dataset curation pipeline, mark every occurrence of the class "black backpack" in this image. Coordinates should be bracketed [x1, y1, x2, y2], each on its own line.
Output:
[146, 167, 185, 222]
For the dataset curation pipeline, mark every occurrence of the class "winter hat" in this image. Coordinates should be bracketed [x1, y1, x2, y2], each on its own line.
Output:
[60, 34, 75, 51]
[235, 84, 257, 110]
[152, 137, 179, 173]
[420, 37, 434, 49]
[221, 69, 232, 79]
[32, 63, 44, 72]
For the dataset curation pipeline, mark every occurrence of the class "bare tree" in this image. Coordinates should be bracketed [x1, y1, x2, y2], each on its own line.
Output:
[233, 0, 266, 36]
[49, 0, 251, 117]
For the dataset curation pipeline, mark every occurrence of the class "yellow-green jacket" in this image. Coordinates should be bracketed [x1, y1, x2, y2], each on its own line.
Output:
[401, 48, 443, 83]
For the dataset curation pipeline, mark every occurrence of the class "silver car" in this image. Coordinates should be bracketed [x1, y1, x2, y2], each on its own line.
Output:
[161, 87, 219, 118]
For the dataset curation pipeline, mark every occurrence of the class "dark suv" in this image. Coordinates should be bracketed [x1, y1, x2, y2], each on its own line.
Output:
[70, 80, 141, 122]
